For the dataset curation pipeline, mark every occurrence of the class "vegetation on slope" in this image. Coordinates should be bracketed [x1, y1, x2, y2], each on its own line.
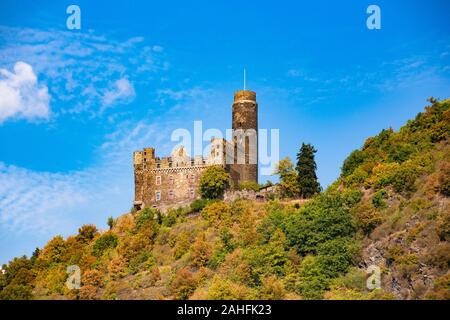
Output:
[0, 98, 448, 300]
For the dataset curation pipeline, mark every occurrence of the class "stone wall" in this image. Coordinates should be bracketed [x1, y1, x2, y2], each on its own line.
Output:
[223, 185, 279, 203]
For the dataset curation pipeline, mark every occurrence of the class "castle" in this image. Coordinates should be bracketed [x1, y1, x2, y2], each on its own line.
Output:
[133, 89, 258, 211]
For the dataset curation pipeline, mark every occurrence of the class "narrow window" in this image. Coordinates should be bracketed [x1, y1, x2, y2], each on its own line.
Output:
[189, 188, 195, 199]
[155, 191, 161, 201]
[169, 175, 174, 184]
[168, 190, 174, 200]
[156, 176, 161, 185]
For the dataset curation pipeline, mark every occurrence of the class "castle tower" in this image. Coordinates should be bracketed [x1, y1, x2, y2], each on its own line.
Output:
[230, 90, 258, 187]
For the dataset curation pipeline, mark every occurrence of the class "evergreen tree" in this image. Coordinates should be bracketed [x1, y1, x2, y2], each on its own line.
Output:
[296, 143, 321, 198]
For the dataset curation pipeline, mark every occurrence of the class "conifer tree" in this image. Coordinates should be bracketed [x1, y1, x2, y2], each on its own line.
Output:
[296, 143, 321, 198]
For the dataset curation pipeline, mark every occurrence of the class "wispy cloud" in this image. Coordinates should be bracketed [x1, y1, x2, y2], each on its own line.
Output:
[0, 25, 168, 118]
[0, 118, 169, 235]
[101, 77, 136, 110]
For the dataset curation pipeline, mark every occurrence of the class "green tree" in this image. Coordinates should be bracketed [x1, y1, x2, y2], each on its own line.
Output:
[76, 224, 98, 243]
[274, 157, 300, 198]
[296, 143, 321, 198]
[107, 216, 114, 230]
[199, 166, 230, 200]
[92, 233, 118, 258]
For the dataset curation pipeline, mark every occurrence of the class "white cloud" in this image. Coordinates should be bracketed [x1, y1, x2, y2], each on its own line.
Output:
[0, 118, 166, 235]
[152, 45, 164, 53]
[0, 25, 168, 117]
[102, 78, 136, 108]
[0, 61, 50, 123]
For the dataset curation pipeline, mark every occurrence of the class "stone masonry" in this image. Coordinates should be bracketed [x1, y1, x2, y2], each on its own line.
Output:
[133, 89, 259, 211]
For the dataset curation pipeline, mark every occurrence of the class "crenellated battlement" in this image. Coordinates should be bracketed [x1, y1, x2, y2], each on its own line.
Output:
[133, 89, 258, 211]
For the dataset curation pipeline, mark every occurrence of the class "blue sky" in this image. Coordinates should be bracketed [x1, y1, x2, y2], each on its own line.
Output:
[0, 0, 449, 265]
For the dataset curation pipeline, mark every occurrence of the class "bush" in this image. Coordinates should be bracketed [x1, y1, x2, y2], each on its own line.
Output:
[92, 233, 118, 258]
[316, 237, 359, 278]
[372, 189, 387, 209]
[171, 268, 198, 299]
[238, 181, 260, 191]
[259, 276, 286, 300]
[342, 189, 363, 208]
[135, 208, 157, 230]
[205, 276, 256, 300]
[296, 255, 330, 299]
[128, 251, 154, 274]
[77, 224, 98, 243]
[201, 201, 232, 227]
[351, 201, 383, 234]
[0, 284, 33, 300]
[190, 199, 210, 213]
[341, 150, 366, 177]
[191, 236, 213, 268]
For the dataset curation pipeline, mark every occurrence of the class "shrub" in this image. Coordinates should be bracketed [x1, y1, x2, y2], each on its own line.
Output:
[316, 237, 359, 278]
[259, 276, 286, 300]
[190, 199, 210, 213]
[135, 208, 157, 230]
[201, 201, 232, 227]
[191, 236, 213, 268]
[173, 233, 191, 260]
[345, 167, 369, 186]
[108, 256, 127, 280]
[82, 269, 103, 287]
[171, 268, 198, 299]
[341, 150, 366, 177]
[351, 201, 383, 234]
[0, 284, 33, 300]
[438, 161, 450, 196]
[372, 189, 387, 209]
[296, 255, 330, 299]
[342, 188, 363, 208]
[238, 181, 260, 191]
[92, 233, 118, 258]
[128, 251, 154, 274]
[205, 276, 256, 300]
[76, 225, 98, 243]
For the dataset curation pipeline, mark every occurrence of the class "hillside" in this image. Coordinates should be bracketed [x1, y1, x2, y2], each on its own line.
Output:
[0, 98, 448, 300]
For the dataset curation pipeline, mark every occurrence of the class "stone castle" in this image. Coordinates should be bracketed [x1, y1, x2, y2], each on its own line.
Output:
[133, 89, 258, 211]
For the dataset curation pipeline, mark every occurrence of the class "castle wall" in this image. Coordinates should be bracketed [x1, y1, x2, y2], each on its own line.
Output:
[133, 90, 260, 211]
[134, 144, 227, 211]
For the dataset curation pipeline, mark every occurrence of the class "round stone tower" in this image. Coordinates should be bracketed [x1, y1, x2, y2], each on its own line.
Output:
[230, 90, 258, 187]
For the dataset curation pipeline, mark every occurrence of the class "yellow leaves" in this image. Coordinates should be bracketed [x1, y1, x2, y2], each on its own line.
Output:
[190, 235, 212, 268]
[201, 201, 232, 227]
